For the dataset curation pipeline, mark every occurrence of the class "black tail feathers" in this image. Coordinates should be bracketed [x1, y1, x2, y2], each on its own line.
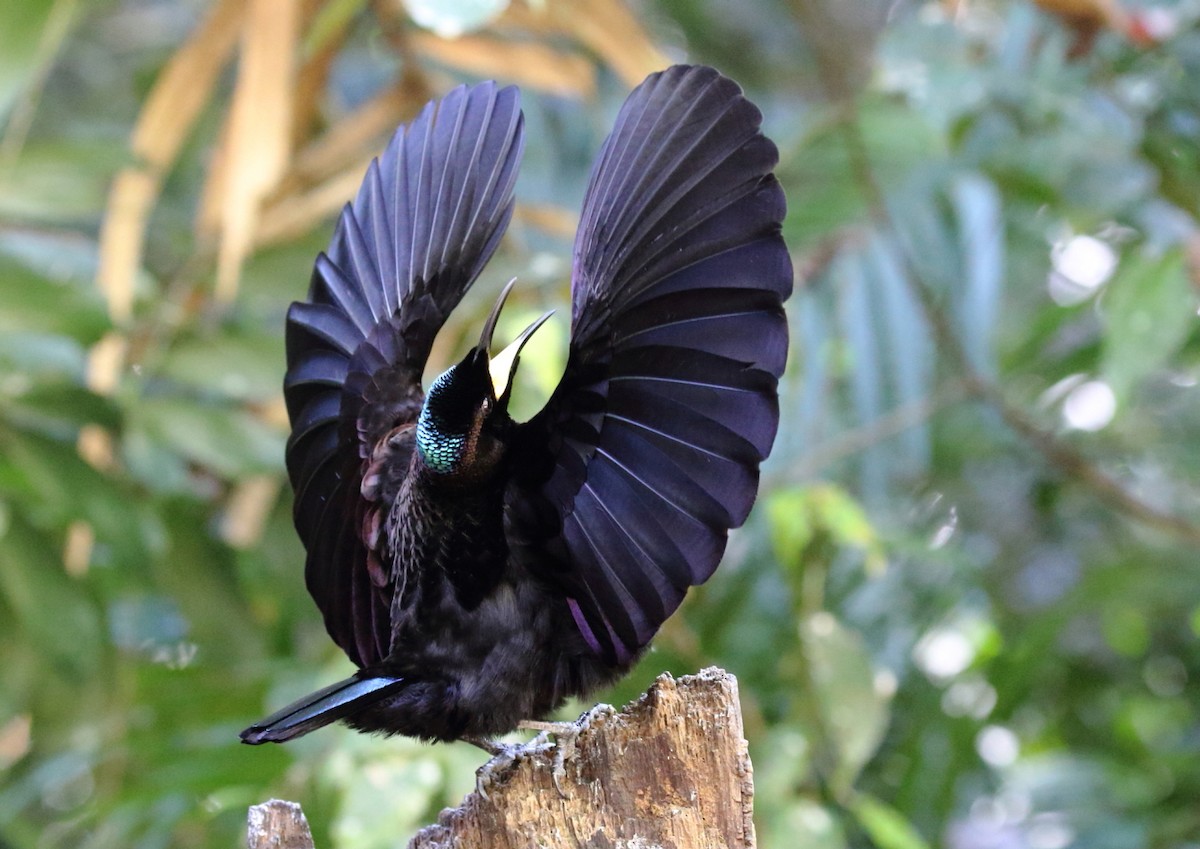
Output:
[240, 674, 405, 744]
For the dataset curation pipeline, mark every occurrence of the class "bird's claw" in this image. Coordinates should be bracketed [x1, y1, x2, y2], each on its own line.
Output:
[468, 718, 591, 800]
[473, 742, 520, 801]
[470, 737, 554, 801]
[517, 720, 585, 798]
[548, 732, 577, 798]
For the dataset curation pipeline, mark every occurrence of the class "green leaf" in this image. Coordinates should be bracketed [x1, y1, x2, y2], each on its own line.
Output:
[121, 426, 193, 495]
[849, 793, 932, 849]
[782, 97, 943, 249]
[752, 728, 814, 806]
[130, 398, 285, 478]
[807, 487, 882, 568]
[2, 381, 118, 440]
[0, 428, 157, 569]
[766, 487, 816, 570]
[0, 0, 78, 122]
[148, 502, 266, 665]
[772, 799, 847, 849]
[0, 139, 127, 223]
[801, 612, 891, 794]
[766, 485, 885, 575]
[838, 250, 888, 495]
[0, 256, 108, 343]
[1102, 605, 1149, 658]
[1101, 248, 1195, 403]
[0, 331, 87, 379]
[158, 329, 284, 403]
[951, 173, 1004, 377]
[0, 515, 103, 677]
[305, 0, 368, 53]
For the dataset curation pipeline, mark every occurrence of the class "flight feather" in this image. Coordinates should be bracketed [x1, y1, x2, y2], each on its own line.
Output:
[505, 65, 792, 663]
[283, 82, 524, 667]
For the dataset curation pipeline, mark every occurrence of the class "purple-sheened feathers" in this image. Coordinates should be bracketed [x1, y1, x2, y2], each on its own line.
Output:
[282, 65, 790, 670]
[283, 82, 524, 667]
[505, 65, 792, 663]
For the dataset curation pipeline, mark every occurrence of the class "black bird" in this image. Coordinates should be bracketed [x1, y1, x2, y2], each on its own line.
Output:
[240, 65, 792, 747]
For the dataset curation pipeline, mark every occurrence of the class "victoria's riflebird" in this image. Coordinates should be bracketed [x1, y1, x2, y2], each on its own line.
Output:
[240, 65, 792, 747]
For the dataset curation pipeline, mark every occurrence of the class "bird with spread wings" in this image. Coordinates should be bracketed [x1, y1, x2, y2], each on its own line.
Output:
[241, 64, 792, 748]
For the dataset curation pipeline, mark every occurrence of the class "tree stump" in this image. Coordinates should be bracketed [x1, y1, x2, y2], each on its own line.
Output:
[245, 667, 755, 849]
[246, 799, 315, 849]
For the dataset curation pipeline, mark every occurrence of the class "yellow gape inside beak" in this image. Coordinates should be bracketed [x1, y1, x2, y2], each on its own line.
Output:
[488, 310, 554, 400]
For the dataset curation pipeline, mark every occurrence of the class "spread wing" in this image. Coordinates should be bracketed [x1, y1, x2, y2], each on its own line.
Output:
[505, 65, 792, 664]
[284, 82, 524, 667]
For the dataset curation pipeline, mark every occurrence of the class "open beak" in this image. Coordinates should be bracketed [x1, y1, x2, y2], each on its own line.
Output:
[477, 278, 517, 353]
[477, 279, 554, 401]
[488, 310, 553, 401]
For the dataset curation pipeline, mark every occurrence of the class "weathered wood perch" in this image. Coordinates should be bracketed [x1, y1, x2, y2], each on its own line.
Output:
[246, 667, 754, 849]
[246, 799, 315, 849]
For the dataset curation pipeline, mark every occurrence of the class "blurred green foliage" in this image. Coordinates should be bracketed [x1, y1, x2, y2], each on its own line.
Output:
[2, 1, 1199, 847]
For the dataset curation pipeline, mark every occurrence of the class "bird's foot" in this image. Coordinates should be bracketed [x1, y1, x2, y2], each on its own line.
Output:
[463, 735, 552, 801]
[516, 719, 586, 798]
[465, 708, 610, 800]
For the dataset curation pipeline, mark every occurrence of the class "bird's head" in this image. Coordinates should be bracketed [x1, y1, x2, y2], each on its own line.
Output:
[416, 279, 552, 482]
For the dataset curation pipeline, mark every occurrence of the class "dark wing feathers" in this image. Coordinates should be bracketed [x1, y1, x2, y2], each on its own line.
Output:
[337, 86, 524, 454]
[284, 67, 784, 670]
[284, 81, 524, 667]
[507, 65, 791, 662]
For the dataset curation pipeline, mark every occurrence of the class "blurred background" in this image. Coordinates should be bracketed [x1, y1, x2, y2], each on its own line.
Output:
[1, 0, 1199, 846]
